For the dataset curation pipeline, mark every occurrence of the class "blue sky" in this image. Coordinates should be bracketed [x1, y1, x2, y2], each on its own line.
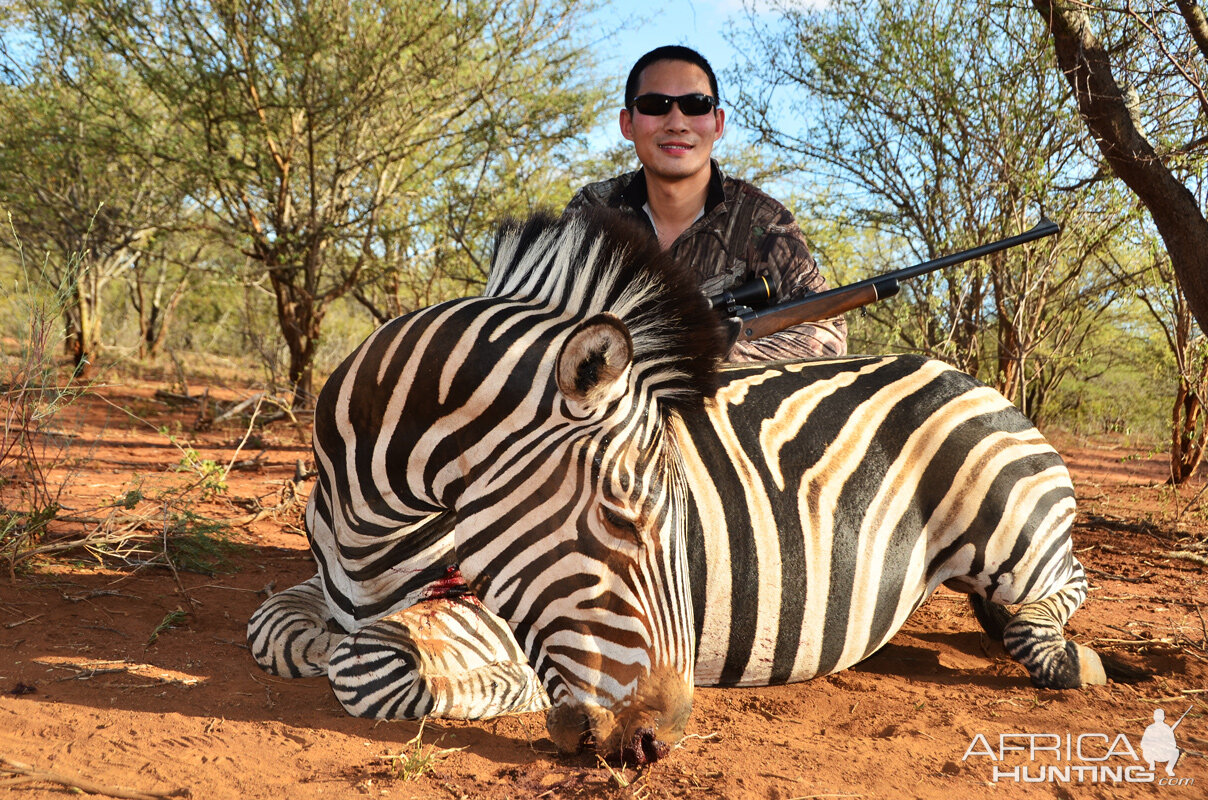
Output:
[582, 1, 829, 156]
[584, 0, 767, 147]
[592, 0, 743, 80]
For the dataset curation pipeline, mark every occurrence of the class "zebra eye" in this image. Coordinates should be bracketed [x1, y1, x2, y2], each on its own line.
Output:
[598, 504, 643, 545]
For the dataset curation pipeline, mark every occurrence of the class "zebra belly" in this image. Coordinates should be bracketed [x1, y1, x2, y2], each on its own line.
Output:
[686, 485, 939, 687]
[673, 355, 1073, 688]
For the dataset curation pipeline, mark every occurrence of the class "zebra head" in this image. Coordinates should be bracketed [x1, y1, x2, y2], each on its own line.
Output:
[454, 212, 727, 761]
[328, 211, 726, 761]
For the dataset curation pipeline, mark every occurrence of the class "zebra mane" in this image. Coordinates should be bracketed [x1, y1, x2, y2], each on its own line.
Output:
[485, 209, 728, 409]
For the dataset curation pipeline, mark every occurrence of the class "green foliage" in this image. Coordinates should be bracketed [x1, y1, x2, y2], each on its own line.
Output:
[380, 720, 466, 782]
[146, 608, 188, 646]
[163, 511, 242, 574]
[170, 446, 228, 500]
[1041, 322, 1173, 442]
[0, 503, 59, 575]
[735, 0, 1171, 433]
[33, 0, 610, 402]
[116, 489, 142, 510]
[0, 7, 191, 370]
[1, 1, 612, 400]
[0, 216, 90, 574]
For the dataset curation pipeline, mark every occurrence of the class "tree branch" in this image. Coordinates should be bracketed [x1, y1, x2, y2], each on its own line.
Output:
[1176, 0, 1208, 62]
[1032, 0, 1208, 333]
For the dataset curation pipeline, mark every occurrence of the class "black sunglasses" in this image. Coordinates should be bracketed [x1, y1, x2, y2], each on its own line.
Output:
[630, 92, 718, 117]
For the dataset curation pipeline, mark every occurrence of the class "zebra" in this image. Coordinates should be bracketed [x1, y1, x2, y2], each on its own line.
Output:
[249, 209, 1117, 763]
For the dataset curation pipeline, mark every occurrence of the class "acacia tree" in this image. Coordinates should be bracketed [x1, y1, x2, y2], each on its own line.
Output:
[734, 0, 1129, 418]
[1099, 231, 1208, 482]
[126, 234, 205, 358]
[350, 93, 605, 323]
[74, 0, 603, 405]
[1032, 0, 1208, 336]
[0, 12, 187, 372]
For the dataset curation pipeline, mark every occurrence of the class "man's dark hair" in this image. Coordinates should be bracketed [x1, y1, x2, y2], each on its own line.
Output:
[624, 45, 720, 108]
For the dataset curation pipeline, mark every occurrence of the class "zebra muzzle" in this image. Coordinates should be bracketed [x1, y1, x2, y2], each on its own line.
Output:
[545, 667, 692, 763]
[547, 706, 674, 765]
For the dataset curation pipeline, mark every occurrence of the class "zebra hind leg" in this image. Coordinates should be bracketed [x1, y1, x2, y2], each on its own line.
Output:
[327, 596, 550, 720]
[247, 574, 347, 678]
[968, 559, 1106, 689]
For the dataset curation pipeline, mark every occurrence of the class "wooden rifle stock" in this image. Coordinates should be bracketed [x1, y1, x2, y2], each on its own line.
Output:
[734, 218, 1061, 343]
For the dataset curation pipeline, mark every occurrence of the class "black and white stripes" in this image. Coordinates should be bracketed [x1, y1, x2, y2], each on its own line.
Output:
[248, 209, 1106, 761]
[676, 355, 1093, 689]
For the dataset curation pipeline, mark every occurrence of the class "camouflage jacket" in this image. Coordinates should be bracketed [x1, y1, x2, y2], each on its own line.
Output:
[565, 161, 847, 362]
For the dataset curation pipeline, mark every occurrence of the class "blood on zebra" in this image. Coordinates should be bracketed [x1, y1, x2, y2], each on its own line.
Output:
[422, 565, 470, 600]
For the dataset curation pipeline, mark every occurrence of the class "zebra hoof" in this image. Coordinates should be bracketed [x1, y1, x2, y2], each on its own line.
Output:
[1077, 644, 1107, 686]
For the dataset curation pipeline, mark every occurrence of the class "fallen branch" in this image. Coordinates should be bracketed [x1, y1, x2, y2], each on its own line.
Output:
[220, 395, 266, 483]
[1106, 624, 1152, 641]
[0, 755, 190, 800]
[214, 393, 264, 424]
[1164, 550, 1208, 568]
[673, 731, 722, 749]
[226, 481, 300, 527]
[4, 614, 44, 629]
[1086, 567, 1151, 584]
[152, 389, 196, 406]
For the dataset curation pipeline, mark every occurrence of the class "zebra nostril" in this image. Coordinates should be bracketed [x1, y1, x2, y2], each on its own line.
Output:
[618, 726, 670, 765]
[547, 704, 601, 755]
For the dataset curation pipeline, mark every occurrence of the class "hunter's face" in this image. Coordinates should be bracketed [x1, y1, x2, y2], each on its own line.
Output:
[619, 60, 724, 185]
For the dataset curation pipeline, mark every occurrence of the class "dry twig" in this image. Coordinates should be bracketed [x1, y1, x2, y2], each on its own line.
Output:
[1163, 550, 1208, 567]
[0, 755, 190, 800]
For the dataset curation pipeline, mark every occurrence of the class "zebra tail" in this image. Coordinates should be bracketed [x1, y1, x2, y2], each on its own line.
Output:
[1096, 652, 1153, 684]
[967, 594, 1011, 641]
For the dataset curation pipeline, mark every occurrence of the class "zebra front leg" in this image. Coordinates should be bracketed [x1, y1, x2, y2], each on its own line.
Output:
[969, 557, 1106, 689]
[247, 574, 347, 678]
[327, 596, 550, 720]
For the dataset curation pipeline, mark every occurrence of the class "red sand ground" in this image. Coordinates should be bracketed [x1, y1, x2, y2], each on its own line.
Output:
[1, 382, 1206, 800]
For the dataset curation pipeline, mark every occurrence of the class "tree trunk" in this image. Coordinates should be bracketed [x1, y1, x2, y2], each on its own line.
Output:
[1032, 0, 1208, 334]
[997, 321, 1022, 407]
[133, 265, 189, 359]
[63, 276, 98, 377]
[1170, 378, 1206, 483]
[265, 256, 323, 409]
[283, 323, 318, 410]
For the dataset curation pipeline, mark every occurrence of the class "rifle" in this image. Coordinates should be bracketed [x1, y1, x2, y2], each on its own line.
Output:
[716, 218, 1061, 343]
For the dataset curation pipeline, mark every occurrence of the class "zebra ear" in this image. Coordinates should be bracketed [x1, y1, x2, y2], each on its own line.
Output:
[556, 313, 633, 408]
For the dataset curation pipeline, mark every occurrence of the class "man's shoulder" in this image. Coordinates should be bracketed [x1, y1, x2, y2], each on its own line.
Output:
[722, 173, 793, 213]
[719, 173, 797, 228]
[569, 170, 641, 209]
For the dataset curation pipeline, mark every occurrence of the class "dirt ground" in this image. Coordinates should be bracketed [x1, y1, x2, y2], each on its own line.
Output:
[1, 380, 1206, 800]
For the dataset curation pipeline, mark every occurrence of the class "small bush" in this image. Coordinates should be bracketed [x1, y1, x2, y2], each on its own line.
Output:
[0, 215, 89, 574]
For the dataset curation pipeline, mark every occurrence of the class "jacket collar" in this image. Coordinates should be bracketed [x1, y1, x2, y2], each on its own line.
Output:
[619, 160, 727, 217]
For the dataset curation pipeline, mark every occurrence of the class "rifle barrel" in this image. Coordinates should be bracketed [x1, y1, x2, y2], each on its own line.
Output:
[736, 217, 1060, 342]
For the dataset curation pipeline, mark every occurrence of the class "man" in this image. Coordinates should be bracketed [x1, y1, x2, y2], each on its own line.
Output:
[1141, 708, 1180, 777]
[566, 45, 846, 362]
